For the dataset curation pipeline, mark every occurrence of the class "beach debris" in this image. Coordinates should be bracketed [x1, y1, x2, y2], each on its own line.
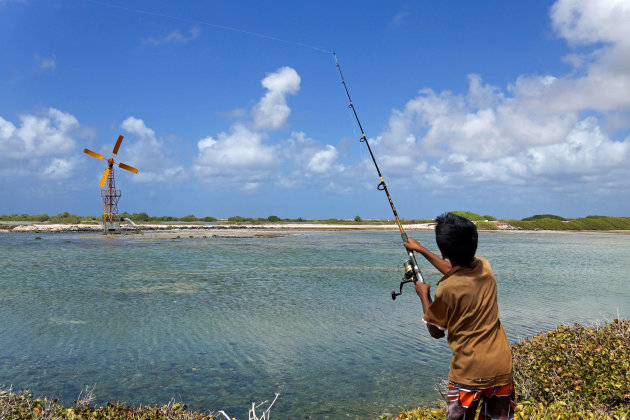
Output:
[217, 393, 280, 420]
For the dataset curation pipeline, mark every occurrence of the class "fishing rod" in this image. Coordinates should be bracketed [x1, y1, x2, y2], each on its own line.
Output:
[333, 53, 431, 302]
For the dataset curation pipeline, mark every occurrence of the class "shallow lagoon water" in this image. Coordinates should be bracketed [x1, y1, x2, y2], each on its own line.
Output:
[0, 230, 628, 418]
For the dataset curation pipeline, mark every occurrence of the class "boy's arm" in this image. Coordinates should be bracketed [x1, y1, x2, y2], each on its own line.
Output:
[416, 283, 445, 339]
[403, 237, 452, 274]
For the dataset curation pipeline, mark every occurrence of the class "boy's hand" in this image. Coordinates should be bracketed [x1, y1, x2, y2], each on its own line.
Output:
[403, 237, 423, 252]
[415, 281, 431, 298]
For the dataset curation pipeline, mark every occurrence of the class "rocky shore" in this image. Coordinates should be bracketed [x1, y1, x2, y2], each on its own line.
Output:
[1, 222, 436, 237]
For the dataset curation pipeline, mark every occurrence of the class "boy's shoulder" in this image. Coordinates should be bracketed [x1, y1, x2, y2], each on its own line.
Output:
[439, 257, 492, 282]
[437, 257, 496, 296]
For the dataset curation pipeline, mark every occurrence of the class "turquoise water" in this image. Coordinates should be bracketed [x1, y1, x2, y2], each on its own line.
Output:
[0, 231, 628, 418]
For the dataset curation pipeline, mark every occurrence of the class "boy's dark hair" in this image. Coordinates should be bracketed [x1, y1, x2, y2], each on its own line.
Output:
[435, 212, 478, 266]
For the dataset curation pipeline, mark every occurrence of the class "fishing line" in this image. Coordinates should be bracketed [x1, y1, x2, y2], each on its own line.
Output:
[79, 0, 419, 299]
[333, 53, 431, 301]
[81, 0, 332, 54]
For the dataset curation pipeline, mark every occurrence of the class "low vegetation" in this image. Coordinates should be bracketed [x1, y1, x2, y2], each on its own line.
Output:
[0, 389, 217, 419]
[2, 212, 630, 231]
[0, 212, 100, 224]
[522, 214, 567, 221]
[474, 221, 499, 230]
[390, 318, 629, 419]
[446, 212, 630, 231]
[450, 211, 485, 221]
[506, 216, 630, 231]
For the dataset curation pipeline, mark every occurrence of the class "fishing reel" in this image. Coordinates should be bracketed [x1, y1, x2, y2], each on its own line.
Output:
[391, 260, 417, 300]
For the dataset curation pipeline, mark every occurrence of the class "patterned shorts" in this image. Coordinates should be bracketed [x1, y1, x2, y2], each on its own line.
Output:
[446, 381, 515, 420]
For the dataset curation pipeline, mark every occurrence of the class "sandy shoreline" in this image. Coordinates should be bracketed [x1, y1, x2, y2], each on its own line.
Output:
[1, 222, 436, 237]
[2, 223, 629, 237]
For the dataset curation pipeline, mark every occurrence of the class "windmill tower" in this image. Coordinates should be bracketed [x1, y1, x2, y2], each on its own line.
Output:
[84, 135, 138, 233]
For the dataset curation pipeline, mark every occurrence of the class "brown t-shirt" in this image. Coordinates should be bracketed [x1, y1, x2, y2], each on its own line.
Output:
[423, 257, 513, 388]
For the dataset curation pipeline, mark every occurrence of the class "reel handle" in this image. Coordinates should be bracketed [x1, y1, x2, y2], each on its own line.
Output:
[391, 252, 433, 303]
[391, 277, 413, 300]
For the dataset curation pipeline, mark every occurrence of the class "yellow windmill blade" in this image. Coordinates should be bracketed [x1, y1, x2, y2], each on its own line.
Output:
[118, 162, 138, 174]
[99, 168, 110, 187]
[84, 148, 104, 160]
[112, 135, 124, 155]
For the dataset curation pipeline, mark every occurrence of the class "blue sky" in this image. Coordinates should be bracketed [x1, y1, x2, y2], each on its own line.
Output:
[1, 0, 629, 219]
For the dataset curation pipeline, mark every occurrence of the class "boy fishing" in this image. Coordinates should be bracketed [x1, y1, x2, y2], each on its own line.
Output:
[404, 212, 514, 420]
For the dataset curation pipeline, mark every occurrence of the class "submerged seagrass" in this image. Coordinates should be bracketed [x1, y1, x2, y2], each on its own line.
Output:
[0, 231, 628, 418]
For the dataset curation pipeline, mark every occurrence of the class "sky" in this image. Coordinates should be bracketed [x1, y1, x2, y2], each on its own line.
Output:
[1, 0, 630, 220]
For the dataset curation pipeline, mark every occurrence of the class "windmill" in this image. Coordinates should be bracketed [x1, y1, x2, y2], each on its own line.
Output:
[84, 135, 138, 233]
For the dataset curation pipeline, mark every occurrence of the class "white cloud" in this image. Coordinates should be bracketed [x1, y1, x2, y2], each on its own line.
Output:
[42, 157, 75, 179]
[121, 116, 156, 139]
[367, 0, 630, 199]
[35, 54, 56, 70]
[307, 145, 339, 174]
[193, 123, 278, 189]
[392, 11, 409, 26]
[551, 0, 630, 46]
[146, 26, 201, 45]
[119, 117, 186, 183]
[253, 67, 301, 130]
[194, 68, 344, 191]
[0, 108, 81, 180]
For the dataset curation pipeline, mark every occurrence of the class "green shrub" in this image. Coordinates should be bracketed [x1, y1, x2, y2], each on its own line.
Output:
[400, 219, 434, 224]
[512, 319, 629, 411]
[475, 221, 499, 230]
[0, 213, 49, 222]
[0, 387, 217, 419]
[483, 215, 497, 221]
[504, 217, 630, 231]
[522, 214, 567, 221]
[227, 216, 246, 222]
[573, 217, 630, 230]
[450, 211, 484, 221]
[388, 319, 629, 420]
[48, 212, 83, 224]
[267, 215, 281, 222]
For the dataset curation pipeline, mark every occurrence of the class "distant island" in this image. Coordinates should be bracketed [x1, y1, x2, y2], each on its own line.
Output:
[1, 211, 629, 232]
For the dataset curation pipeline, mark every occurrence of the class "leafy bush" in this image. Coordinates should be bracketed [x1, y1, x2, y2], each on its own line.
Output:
[48, 212, 83, 224]
[522, 214, 567, 221]
[475, 221, 499, 230]
[483, 215, 497, 221]
[227, 216, 247, 222]
[506, 217, 630, 231]
[450, 211, 484, 221]
[0, 213, 49, 222]
[0, 387, 217, 419]
[400, 219, 434, 225]
[267, 215, 281, 222]
[512, 319, 629, 411]
[388, 319, 629, 420]
[574, 216, 630, 230]
[354, 215, 363, 222]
